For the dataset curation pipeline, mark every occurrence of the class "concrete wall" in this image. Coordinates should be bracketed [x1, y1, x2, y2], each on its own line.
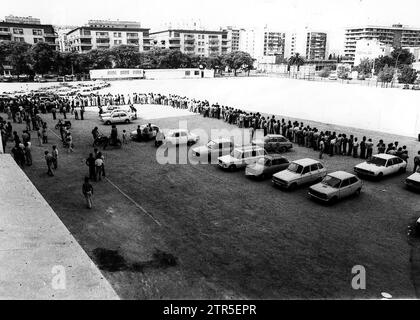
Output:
[90, 68, 145, 80]
[0, 154, 119, 299]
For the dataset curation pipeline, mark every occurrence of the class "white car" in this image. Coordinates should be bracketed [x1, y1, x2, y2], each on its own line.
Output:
[354, 154, 407, 179]
[218, 146, 267, 171]
[101, 111, 134, 125]
[405, 172, 420, 191]
[103, 105, 131, 113]
[164, 129, 199, 146]
[272, 158, 327, 190]
[308, 171, 362, 203]
[100, 108, 133, 119]
[192, 138, 235, 162]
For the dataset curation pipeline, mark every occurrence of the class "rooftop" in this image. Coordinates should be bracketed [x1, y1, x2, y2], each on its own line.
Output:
[293, 158, 320, 166]
[328, 171, 356, 180]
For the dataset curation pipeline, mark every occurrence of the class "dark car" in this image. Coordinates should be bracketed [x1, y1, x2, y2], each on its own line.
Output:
[245, 154, 290, 179]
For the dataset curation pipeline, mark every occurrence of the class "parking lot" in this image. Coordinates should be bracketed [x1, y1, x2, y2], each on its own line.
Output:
[5, 104, 418, 299]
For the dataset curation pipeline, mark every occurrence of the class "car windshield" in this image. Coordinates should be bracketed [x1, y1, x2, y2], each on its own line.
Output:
[322, 176, 342, 188]
[232, 150, 242, 159]
[256, 158, 268, 165]
[207, 141, 217, 149]
[367, 157, 387, 166]
[288, 163, 303, 174]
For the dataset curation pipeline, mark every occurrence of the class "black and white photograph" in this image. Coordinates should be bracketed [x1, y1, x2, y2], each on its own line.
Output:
[0, 0, 420, 309]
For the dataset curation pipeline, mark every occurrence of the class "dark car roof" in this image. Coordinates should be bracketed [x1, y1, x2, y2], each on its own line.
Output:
[265, 154, 288, 161]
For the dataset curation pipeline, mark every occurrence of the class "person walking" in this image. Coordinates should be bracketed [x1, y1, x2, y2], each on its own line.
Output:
[95, 154, 104, 181]
[319, 138, 325, 159]
[82, 177, 93, 209]
[42, 126, 48, 144]
[52, 145, 58, 169]
[360, 136, 367, 159]
[44, 150, 54, 176]
[86, 153, 96, 181]
[66, 132, 74, 153]
[24, 141, 32, 166]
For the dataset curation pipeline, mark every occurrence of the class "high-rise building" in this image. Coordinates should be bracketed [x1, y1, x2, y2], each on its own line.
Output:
[239, 29, 256, 58]
[222, 26, 241, 52]
[66, 20, 151, 53]
[262, 28, 285, 58]
[0, 16, 58, 49]
[343, 24, 420, 64]
[353, 39, 393, 66]
[150, 29, 229, 57]
[306, 31, 328, 60]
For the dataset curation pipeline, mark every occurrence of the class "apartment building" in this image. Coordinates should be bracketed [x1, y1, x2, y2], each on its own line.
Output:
[150, 29, 229, 57]
[263, 29, 286, 58]
[223, 26, 241, 52]
[66, 20, 151, 53]
[306, 31, 328, 60]
[343, 24, 420, 64]
[239, 29, 256, 57]
[0, 15, 58, 49]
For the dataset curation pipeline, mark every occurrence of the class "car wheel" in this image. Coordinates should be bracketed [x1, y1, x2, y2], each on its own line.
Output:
[228, 164, 236, 172]
[260, 173, 266, 180]
[399, 167, 406, 173]
[105, 121, 111, 125]
[288, 183, 297, 191]
[125, 119, 130, 124]
[377, 172, 384, 180]
[355, 188, 361, 196]
[330, 196, 338, 204]
[280, 147, 287, 153]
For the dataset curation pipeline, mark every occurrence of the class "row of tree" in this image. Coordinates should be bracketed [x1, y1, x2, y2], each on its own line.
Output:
[0, 41, 255, 77]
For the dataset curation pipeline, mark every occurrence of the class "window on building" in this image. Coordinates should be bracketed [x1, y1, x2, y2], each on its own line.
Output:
[83, 30, 91, 36]
[13, 28, 23, 34]
[114, 40, 122, 45]
[194, 71, 199, 76]
[174, 32, 180, 37]
[0, 27, 9, 32]
[13, 37, 24, 42]
[33, 29, 43, 36]
[113, 32, 122, 37]
[185, 71, 191, 76]
[33, 38, 43, 43]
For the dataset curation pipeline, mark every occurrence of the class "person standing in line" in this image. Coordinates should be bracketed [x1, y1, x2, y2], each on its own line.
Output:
[122, 130, 128, 144]
[377, 139, 386, 153]
[353, 137, 359, 158]
[319, 138, 325, 159]
[42, 126, 48, 144]
[80, 106, 85, 120]
[82, 177, 93, 209]
[413, 151, 420, 173]
[52, 145, 58, 169]
[66, 132, 73, 153]
[365, 138, 374, 160]
[44, 150, 54, 176]
[360, 136, 367, 159]
[347, 135, 354, 156]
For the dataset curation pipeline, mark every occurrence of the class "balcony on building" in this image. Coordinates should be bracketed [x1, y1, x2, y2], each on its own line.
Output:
[127, 33, 139, 39]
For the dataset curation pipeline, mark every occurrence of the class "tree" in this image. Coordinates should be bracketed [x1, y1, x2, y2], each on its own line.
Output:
[356, 58, 373, 77]
[337, 65, 349, 79]
[6, 41, 32, 75]
[288, 53, 305, 71]
[398, 65, 418, 84]
[222, 51, 254, 76]
[30, 42, 57, 75]
[378, 65, 395, 83]
[86, 49, 113, 70]
[109, 45, 140, 68]
[374, 48, 414, 75]
[319, 67, 331, 78]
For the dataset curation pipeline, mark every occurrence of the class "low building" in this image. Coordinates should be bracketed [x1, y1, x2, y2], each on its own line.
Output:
[90, 68, 214, 80]
[353, 39, 392, 66]
[150, 29, 229, 57]
[0, 15, 58, 49]
[66, 20, 151, 53]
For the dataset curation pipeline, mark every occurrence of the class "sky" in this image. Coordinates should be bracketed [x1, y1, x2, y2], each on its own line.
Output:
[2, 0, 420, 53]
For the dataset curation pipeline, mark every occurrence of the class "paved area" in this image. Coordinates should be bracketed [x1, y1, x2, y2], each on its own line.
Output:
[0, 154, 119, 300]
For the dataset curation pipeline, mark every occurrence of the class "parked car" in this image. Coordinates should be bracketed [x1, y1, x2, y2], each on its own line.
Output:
[328, 73, 338, 80]
[245, 154, 290, 179]
[101, 111, 134, 125]
[354, 154, 407, 179]
[403, 84, 410, 89]
[102, 105, 132, 113]
[272, 158, 327, 190]
[100, 108, 133, 119]
[192, 138, 235, 162]
[412, 85, 420, 90]
[218, 145, 267, 171]
[405, 172, 420, 191]
[130, 124, 160, 141]
[252, 134, 293, 153]
[164, 129, 199, 146]
[308, 171, 362, 203]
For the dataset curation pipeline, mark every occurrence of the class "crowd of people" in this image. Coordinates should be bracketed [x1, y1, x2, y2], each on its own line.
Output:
[1, 89, 420, 210]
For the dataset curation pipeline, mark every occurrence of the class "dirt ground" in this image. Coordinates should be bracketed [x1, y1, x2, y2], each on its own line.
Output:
[2, 106, 420, 299]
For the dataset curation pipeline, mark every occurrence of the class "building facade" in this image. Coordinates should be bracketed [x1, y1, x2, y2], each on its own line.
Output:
[66, 20, 151, 53]
[306, 32, 328, 60]
[0, 16, 57, 49]
[343, 24, 420, 64]
[150, 29, 229, 57]
[222, 26, 241, 52]
[238, 29, 256, 58]
[353, 39, 393, 66]
[262, 29, 285, 58]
